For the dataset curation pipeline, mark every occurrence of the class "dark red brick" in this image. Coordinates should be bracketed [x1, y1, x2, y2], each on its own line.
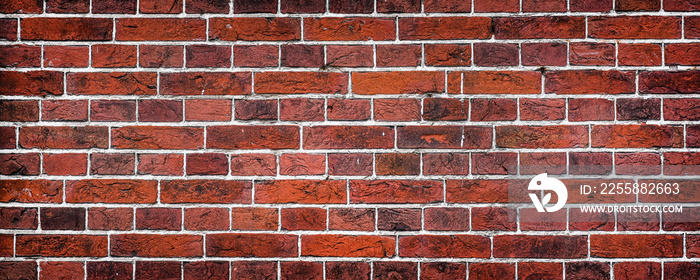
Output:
[41, 207, 85, 230]
[377, 208, 421, 231]
[186, 45, 231, 68]
[90, 153, 135, 175]
[136, 208, 181, 231]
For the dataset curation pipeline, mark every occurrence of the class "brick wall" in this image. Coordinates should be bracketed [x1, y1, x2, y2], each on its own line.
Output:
[1, 0, 700, 279]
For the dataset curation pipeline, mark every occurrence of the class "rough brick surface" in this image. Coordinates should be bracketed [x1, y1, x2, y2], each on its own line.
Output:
[2, 3, 699, 279]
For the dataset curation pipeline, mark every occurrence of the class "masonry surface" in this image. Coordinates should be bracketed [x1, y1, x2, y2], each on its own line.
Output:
[1, 0, 700, 279]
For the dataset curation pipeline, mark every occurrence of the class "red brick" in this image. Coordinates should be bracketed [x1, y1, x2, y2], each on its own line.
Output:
[281, 0, 324, 13]
[374, 262, 417, 280]
[22, 18, 113, 41]
[421, 263, 466, 280]
[68, 72, 157, 95]
[326, 45, 373, 67]
[206, 233, 298, 257]
[666, 99, 700, 122]
[423, 98, 468, 121]
[447, 180, 523, 203]
[210, 18, 300, 41]
[375, 153, 419, 175]
[520, 208, 567, 231]
[615, 262, 661, 280]
[235, 99, 277, 120]
[571, 0, 612, 11]
[520, 152, 567, 175]
[664, 152, 700, 175]
[66, 179, 157, 203]
[424, 0, 470, 12]
[518, 262, 563, 280]
[280, 98, 324, 121]
[663, 207, 700, 229]
[281, 44, 323, 68]
[424, 208, 469, 231]
[640, 71, 700, 94]
[230, 154, 276, 176]
[280, 262, 322, 280]
[617, 0, 660, 12]
[41, 262, 84, 280]
[90, 153, 134, 175]
[92, 44, 137, 68]
[137, 154, 183, 176]
[378, 208, 421, 231]
[328, 153, 372, 176]
[326, 262, 370, 280]
[0, 45, 40, 67]
[20, 126, 107, 149]
[233, 0, 276, 13]
[570, 153, 612, 175]
[46, 0, 89, 13]
[399, 126, 491, 149]
[591, 234, 682, 258]
[90, 100, 136, 122]
[376, 44, 420, 67]
[256, 72, 347, 94]
[350, 180, 442, 204]
[494, 17, 585, 39]
[208, 125, 298, 149]
[494, 235, 588, 258]
[617, 211, 660, 231]
[93, 0, 136, 13]
[136, 208, 181, 231]
[112, 126, 204, 149]
[186, 45, 231, 68]
[186, 153, 228, 175]
[141, 0, 182, 13]
[472, 152, 517, 175]
[462, 71, 541, 94]
[592, 125, 682, 148]
[377, 0, 419, 12]
[44, 46, 89, 67]
[304, 126, 393, 149]
[497, 125, 588, 148]
[0, 127, 15, 149]
[87, 262, 132, 280]
[689, 235, 700, 257]
[185, 99, 231, 122]
[589, 16, 681, 39]
[231, 207, 278, 230]
[617, 98, 660, 120]
[0, 71, 63, 96]
[665, 0, 700, 11]
[618, 43, 662, 66]
[471, 99, 517, 121]
[569, 211, 614, 231]
[568, 98, 614, 122]
[471, 207, 518, 231]
[0, 262, 37, 279]
[185, 208, 229, 231]
[474, 43, 518, 66]
[186, 0, 226, 13]
[475, 0, 518, 12]
[329, 0, 373, 13]
[281, 208, 326, 231]
[88, 207, 133, 230]
[305, 18, 394, 41]
[0, 153, 39, 176]
[469, 263, 515, 280]
[42, 100, 88, 121]
[184, 261, 229, 280]
[139, 45, 183, 68]
[523, 0, 567, 11]
[40, 207, 84, 231]
[546, 70, 635, 94]
[374, 99, 420, 121]
[425, 44, 470, 66]
[135, 261, 180, 280]
[328, 208, 374, 231]
[17, 235, 107, 257]
[399, 17, 491, 40]
[423, 153, 469, 175]
[0, 207, 38, 229]
[116, 18, 206, 41]
[256, 180, 346, 204]
[162, 72, 250, 95]
[0, 100, 38, 122]
[111, 234, 203, 257]
[301, 235, 394, 257]
[666, 43, 700, 66]
[327, 99, 371, 121]
[0, 19, 17, 40]
[231, 261, 277, 280]
[687, 16, 700, 38]
[280, 153, 325, 176]
[520, 98, 565, 121]
[161, 180, 250, 204]
[570, 42, 615, 66]
[522, 43, 567, 66]
[1, 0, 42, 13]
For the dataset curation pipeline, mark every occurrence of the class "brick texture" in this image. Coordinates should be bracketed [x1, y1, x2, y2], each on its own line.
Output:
[1, 2, 698, 279]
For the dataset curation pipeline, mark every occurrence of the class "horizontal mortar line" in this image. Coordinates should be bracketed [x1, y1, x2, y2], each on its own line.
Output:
[0, 229, 690, 235]
[5, 39, 700, 45]
[0, 120, 694, 126]
[3, 148, 700, 154]
[1, 202, 699, 208]
[1, 257, 694, 263]
[3, 66, 699, 72]
[3, 174, 700, 179]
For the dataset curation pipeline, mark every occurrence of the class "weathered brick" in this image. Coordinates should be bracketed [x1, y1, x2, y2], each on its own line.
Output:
[0, 207, 38, 229]
[641, 71, 700, 94]
[41, 207, 85, 230]
[186, 45, 231, 68]
[22, 18, 113, 41]
[494, 235, 588, 258]
[161, 180, 251, 204]
[255, 180, 346, 204]
[210, 18, 300, 41]
[44, 46, 89, 67]
[88, 207, 133, 230]
[591, 235, 682, 258]
[111, 234, 203, 257]
[66, 179, 157, 203]
[350, 180, 442, 204]
[494, 17, 585, 39]
[92, 44, 137, 68]
[618, 43, 662, 66]
[161, 72, 251, 95]
[17, 235, 107, 257]
[207, 233, 298, 257]
[116, 18, 206, 41]
[0, 45, 41, 67]
[304, 126, 393, 149]
[112, 126, 204, 149]
[68, 72, 157, 95]
[469, 263, 515, 280]
[40, 262, 85, 280]
[0, 71, 63, 96]
[136, 208, 181, 231]
[256, 72, 347, 94]
[497, 125, 588, 148]
[591, 125, 682, 148]
[231, 207, 278, 230]
[399, 17, 491, 40]
[281, 208, 326, 231]
[378, 208, 421, 231]
[302, 235, 394, 257]
[589, 16, 681, 39]
[462, 71, 541, 94]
